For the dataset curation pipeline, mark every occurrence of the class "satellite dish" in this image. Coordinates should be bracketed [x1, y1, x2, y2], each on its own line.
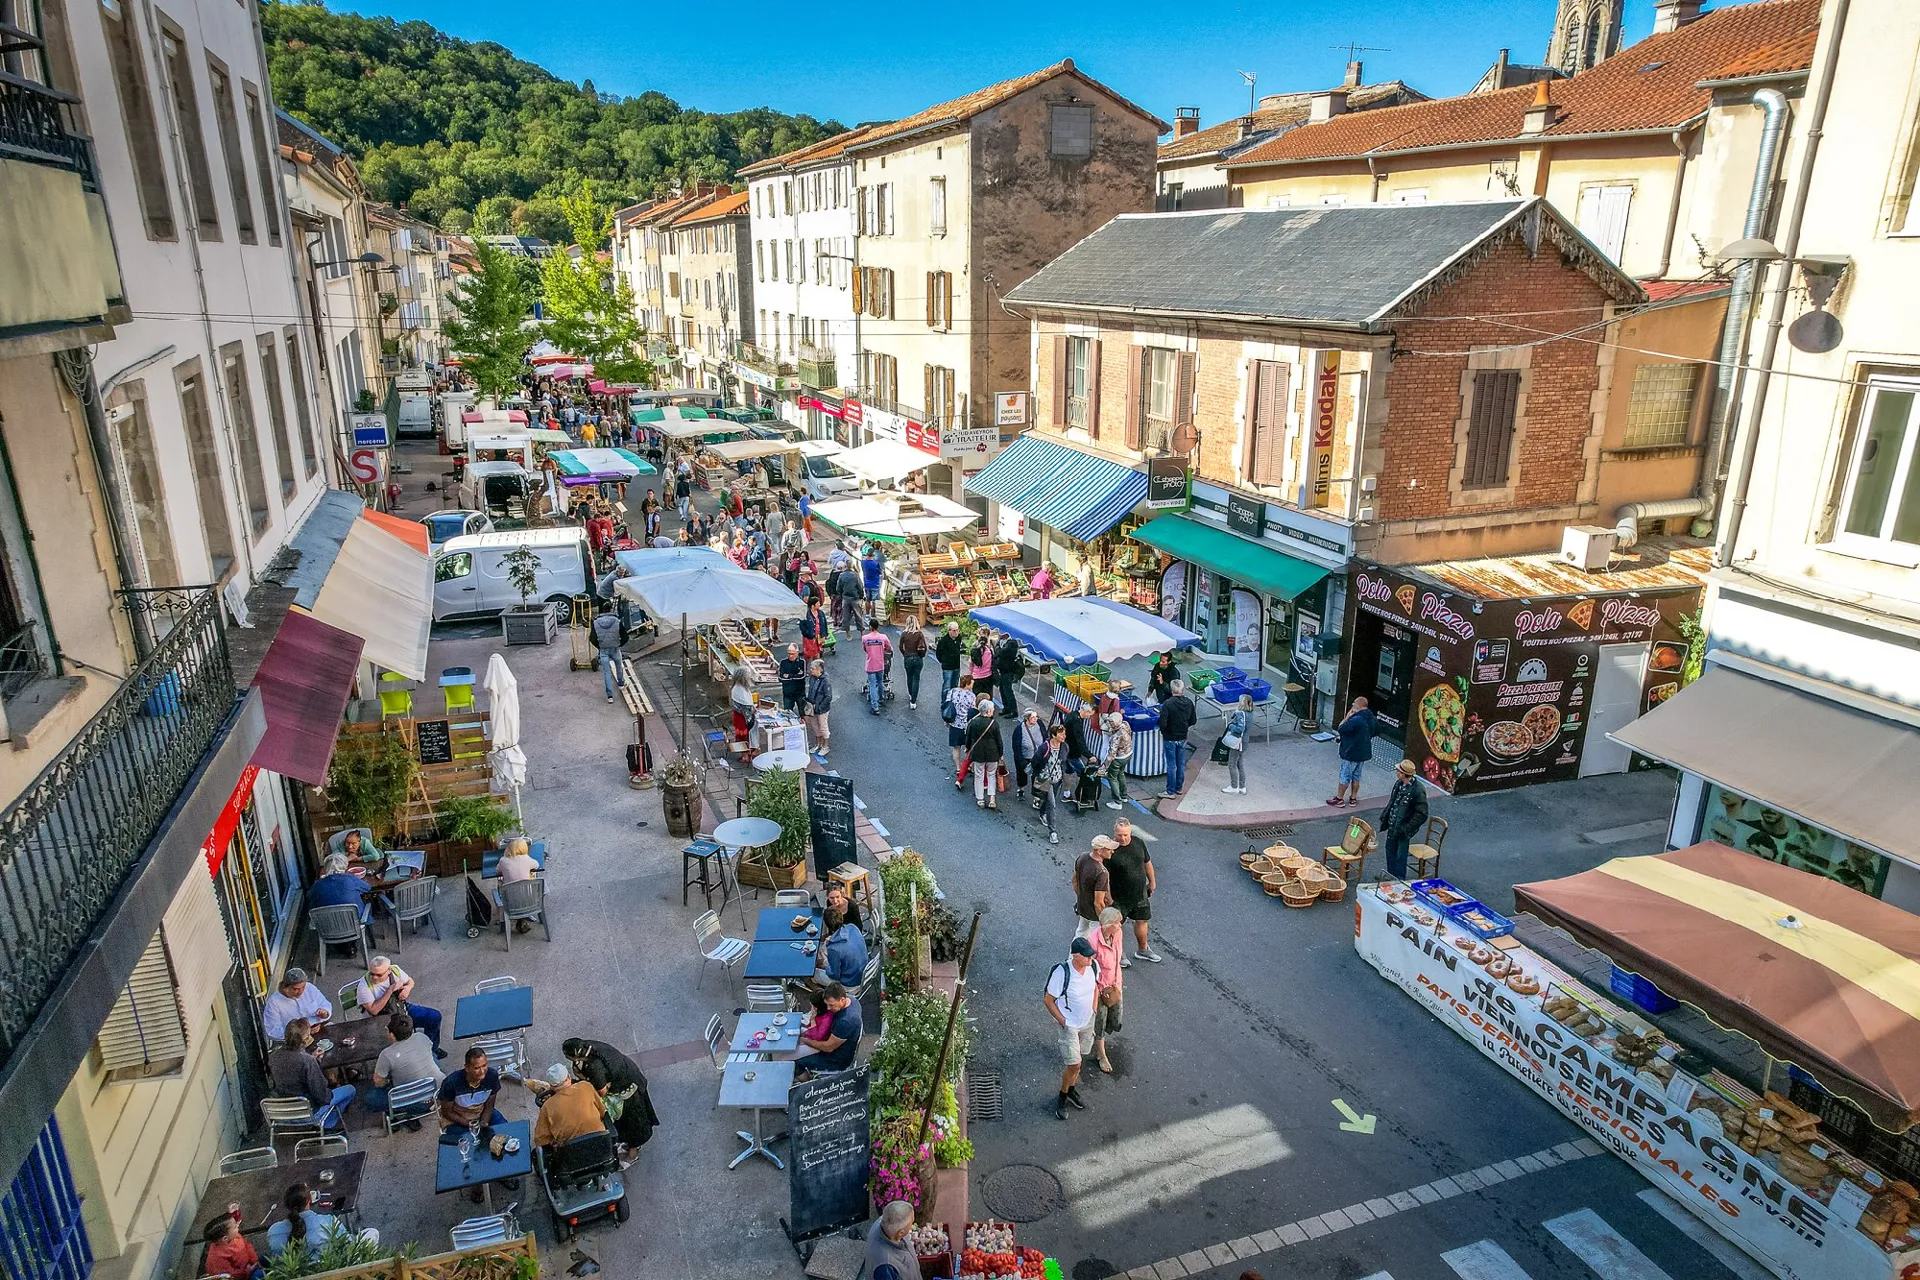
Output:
[1169, 422, 1200, 455]
[1789, 309, 1842, 354]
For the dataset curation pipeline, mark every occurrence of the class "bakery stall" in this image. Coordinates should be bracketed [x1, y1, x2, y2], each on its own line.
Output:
[1359, 843, 1920, 1280]
[1344, 543, 1708, 796]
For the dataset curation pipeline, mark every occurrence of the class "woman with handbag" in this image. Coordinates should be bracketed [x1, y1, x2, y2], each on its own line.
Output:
[1221, 694, 1252, 794]
[963, 699, 1005, 810]
[944, 673, 977, 786]
[1033, 722, 1068, 844]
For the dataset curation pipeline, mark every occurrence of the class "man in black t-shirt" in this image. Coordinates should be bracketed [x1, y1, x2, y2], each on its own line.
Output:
[1104, 817, 1161, 964]
[794, 982, 862, 1076]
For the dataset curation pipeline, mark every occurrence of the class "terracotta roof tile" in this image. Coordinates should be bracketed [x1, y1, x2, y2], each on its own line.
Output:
[1707, 27, 1820, 79]
[670, 189, 749, 226]
[1228, 0, 1819, 168]
[738, 123, 892, 176]
[852, 58, 1166, 151]
[1157, 83, 1427, 163]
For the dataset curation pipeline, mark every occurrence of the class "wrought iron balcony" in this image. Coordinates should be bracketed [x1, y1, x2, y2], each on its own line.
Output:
[797, 349, 836, 390]
[0, 587, 236, 1074]
[0, 69, 96, 188]
[732, 341, 794, 377]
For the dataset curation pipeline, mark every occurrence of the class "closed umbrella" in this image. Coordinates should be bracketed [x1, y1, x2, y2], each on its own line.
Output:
[484, 653, 527, 820]
[614, 564, 807, 748]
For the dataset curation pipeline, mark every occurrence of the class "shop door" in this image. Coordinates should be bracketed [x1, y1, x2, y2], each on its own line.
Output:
[1264, 597, 1293, 674]
[1579, 642, 1649, 777]
[1352, 610, 1415, 740]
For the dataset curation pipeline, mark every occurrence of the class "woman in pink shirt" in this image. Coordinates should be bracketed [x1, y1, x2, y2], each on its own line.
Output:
[1029, 564, 1054, 600]
[1088, 906, 1125, 1073]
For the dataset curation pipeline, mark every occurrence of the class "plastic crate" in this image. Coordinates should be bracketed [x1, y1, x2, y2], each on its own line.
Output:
[1211, 680, 1246, 704]
[1245, 677, 1273, 704]
[1186, 668, 1219, 691]
[1216, 666, 1248, 683]
[1609, 965, 1679, 1014]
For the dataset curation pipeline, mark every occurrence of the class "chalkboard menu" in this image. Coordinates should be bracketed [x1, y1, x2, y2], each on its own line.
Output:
[804, 772, 858, 879]
[416, 719, 453, 765]
[785, 1067, 870, 1241]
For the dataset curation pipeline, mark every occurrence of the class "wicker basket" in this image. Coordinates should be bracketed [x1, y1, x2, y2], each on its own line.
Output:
[1298, 864, 1332, 890]
[1280, 882, 1318, 908]
[1238, 851, 1261, 869]
[1259, 871, 1288, 896]
[1320, 876, 1348, 903]
[1278, 856, 1311, 879]
[1264, 842, 1298, 861]
[1247, 856, 1275, 877]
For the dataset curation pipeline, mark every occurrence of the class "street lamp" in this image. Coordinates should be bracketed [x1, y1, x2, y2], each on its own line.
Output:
[308, 250, 387, 271]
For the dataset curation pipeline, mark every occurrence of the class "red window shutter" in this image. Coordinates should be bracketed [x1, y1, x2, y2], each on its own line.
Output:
[1052, 335, 1068, 425]
[1125, 346, 1144, 450]
[1087, 340, 1103, 439]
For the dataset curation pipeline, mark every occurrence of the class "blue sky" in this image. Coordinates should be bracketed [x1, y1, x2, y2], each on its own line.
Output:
[354, 0, 1679, 128]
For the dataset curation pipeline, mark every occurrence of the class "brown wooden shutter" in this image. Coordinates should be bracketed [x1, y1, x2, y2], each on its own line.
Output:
[1087, 340, 1103, 439]
[942, 273, 954, 331]
[1250, 360, 1291, 486]
[1177, 351, 1197, 429]
[926, 273, 936, 327]
[925, 365, 936, 426]
[1125, 346, 1145, 450]
[1463, 369, 1522, 488]
[852, 267, 864, 314]
[1051, 335, 1069, 425]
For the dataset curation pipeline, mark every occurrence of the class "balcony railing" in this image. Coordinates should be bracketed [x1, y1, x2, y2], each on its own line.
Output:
[0, 621, 48, 702]
[732, 341, 794, 376]
[0, 587, 236, 1072]
[0, 70, 96, 187]
[797, 346, 836, 391]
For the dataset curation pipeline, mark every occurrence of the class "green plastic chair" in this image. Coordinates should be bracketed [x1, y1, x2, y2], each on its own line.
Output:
[378, 672, 414, 719]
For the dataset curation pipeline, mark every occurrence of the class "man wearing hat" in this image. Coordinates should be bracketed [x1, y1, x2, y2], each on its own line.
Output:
[530, 1062, 610, 1151]
[1043, 938, 1102, 1120]
[1378, 758, 1430, 880]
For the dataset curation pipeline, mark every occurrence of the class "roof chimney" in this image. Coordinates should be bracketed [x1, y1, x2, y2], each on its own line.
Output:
[1652, 0, 1702, 32]
[1310, 89, 1349, 123]
[1174, 106, 1201, 139]
[1237, 116, 1256, 141]
[1344, 60, 1364, 89]
[1522, 81, 1559, 135]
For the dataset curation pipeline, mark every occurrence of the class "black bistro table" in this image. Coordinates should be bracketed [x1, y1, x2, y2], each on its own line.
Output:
[189, 1151, 366, 1242]
[452, 986, 534, 1039]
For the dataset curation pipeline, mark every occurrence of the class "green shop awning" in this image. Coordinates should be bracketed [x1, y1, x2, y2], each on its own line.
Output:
[1130, 514, 1331, 601]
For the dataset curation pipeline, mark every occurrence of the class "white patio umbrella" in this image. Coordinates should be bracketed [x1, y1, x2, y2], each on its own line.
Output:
[614, 564, 807, 748]
[483, 652, 527, 820]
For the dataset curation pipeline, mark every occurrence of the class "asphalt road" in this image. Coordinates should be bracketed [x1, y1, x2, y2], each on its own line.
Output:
[811, 649, 1761, 1280]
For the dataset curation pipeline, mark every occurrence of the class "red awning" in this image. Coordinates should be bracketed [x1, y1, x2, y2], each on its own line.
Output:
[250, 612, 364, 786]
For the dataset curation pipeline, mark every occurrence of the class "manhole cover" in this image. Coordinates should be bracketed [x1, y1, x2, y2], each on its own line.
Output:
[979, 1163, 1066, 1223]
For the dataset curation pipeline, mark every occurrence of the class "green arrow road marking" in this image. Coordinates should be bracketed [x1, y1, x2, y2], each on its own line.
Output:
[1333, 1098, 1377, 1134]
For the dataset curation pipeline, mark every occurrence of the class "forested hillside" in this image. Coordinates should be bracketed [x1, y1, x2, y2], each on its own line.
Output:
[263, 1, 840, 239]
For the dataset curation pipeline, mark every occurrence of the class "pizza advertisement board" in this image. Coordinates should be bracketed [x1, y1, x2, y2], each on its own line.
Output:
[1349, 564, 1701, 796]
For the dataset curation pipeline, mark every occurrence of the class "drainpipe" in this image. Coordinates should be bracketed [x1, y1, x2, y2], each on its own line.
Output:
[1718, 5, 1849, 566]
[1366, 156, 1382, 203]
[1642, 127, 1693, 281]
[1701, 88, 1790, 517]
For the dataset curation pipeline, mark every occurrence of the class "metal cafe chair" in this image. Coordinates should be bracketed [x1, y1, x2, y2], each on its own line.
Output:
[218, 1147, 277, 1176]
[293, 1135, 350, 1162]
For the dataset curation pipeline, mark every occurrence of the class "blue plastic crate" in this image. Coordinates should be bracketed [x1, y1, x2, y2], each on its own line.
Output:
[1245, 677, 1273, 703]
[1216, 666, 1248, 683]
[1609, 965, 1679, 1014]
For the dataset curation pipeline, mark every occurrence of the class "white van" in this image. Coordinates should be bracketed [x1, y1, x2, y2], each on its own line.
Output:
[793, 440, 858, 502]
[438, 391, 476, 444]
[432, 528, 591, 621]
[458, 460, 538, 515]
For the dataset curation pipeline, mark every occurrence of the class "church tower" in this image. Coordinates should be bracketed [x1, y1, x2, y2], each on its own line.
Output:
[1545, 0, 1625, 75]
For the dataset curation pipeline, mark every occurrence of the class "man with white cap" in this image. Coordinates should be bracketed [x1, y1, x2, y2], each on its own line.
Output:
[531, 1062, 609, 1151]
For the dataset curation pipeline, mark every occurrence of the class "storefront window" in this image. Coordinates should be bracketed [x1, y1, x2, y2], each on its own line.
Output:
[1700, 783, 1890, 897]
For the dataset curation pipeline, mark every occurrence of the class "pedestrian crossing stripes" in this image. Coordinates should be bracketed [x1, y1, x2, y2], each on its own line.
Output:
[1117, 1137, 1605, 1279]
[1544, 1207, 1674, 1280]
[1440, 1239, 1536, 1280]
[1633, 1188, 1772, 1280]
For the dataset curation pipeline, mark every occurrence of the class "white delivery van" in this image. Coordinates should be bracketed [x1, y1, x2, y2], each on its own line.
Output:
[397, 393, 434, 438]
[438, 391, 476, 445]
[458, 460, 538, 516]
[793, 440, 858, 502]
[432, 528, 590, 621]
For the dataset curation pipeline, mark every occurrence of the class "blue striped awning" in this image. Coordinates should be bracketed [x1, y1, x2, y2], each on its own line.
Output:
[964, 435, 1148, 542]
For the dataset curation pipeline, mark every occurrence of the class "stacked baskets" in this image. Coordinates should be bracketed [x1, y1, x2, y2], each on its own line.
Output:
[1241, 843, 1347, 907]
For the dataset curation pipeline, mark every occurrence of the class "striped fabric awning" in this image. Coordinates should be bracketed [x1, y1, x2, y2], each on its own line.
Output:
[964, 434, 1148, 542]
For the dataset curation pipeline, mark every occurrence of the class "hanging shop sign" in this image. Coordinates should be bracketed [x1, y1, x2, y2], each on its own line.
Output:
[799, 396, 848, 420]
[1308, 350, 1339, 510]
[1355, 888, 1898, 1280]
[348, 449, 382, 484]
[350, 412, 390, 449]
[1351, 564, 1701, 795]
[864, 405, 907, 445]
[202, 764, 261, 876]
[1146, 456, 1190, 510]
[939, 425, 1000, 458]
[993, 391, 1029, 428]
[1226, 492, 1266, 538]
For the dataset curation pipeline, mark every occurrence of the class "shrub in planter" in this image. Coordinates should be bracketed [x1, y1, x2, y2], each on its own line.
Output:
[435, 792, 518, 845]
[324, 731, 416, 840]
[745, 766, 808, 868]
[869, 989, 969, 1115]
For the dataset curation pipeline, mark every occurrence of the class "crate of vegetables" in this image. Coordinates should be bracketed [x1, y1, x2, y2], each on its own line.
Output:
[907, 1223, 952, 1277]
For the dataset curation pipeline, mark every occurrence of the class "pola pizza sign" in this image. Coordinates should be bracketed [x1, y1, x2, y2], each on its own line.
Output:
[1349, 563, 1701, 796]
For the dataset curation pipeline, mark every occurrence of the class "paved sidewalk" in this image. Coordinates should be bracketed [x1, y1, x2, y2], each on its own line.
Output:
[1157, 730, 1404, 827]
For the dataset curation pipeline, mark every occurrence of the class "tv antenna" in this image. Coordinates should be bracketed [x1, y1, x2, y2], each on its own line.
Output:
[1331, 41, 1389, 63]
[1237, 70, 1257, 112]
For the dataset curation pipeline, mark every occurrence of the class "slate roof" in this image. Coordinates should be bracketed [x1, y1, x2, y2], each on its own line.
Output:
[1005, 198, 1644, 330]
[1226, 0, 1819, 167]
[1157, 82, 1428, 165]
[277, 109, 346, 159]
[847, 58, 1168, 152]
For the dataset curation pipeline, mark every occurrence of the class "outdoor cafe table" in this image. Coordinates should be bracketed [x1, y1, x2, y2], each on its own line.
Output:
[753, 906, 822, 942]
[453, 986, 534, 1039]
[189, 1151, 366, 1242]
[480, 839, 548, 878]
[316, 1024, 386, 1073]
[730, 1013, 804, 1054]
[434, 1118, 532, 1213]
[718, 1059, 794, 1169]
[744, 936, 818, 980]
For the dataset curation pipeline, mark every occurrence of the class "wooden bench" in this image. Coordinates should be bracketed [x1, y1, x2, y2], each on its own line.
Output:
[616, 658, 655, 719]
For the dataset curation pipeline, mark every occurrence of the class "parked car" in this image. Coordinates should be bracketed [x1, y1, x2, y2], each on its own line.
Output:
[432, 528, 590, 621]
[419, 509, 493, 550]
[792, 441, 857, 502]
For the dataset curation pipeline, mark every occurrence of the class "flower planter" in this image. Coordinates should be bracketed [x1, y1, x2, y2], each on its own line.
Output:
[736, 857, 807, 890]
[660, 780, 700, 838]
[421, 836, 492, 878]
[501, 605, 556, 646]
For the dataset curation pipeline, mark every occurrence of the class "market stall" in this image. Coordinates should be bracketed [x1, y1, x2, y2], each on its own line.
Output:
[836, 439, 935, 490]
[1356, 844, 1920, 1280]
[547, 448, 657, 487]
[914, 539, 1024, 619]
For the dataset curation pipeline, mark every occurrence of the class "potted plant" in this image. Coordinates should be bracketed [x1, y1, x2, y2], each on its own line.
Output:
[353, 388, 377, 413]
[422, 791, 518, 874]
[737, 765, 809, 890]
[500, 542, 556, 645]
[323, 731, 417, 843]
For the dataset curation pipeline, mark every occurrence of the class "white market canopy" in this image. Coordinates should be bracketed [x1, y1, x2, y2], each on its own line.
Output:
[837, 439, 935, 485]
[614, 563, 806, 628]
[706, 438, 798, 463]
[652, 418, 750, 441]
[613, 547, 732, 578]
[968, 597, 1202, 666]
[812, 491, 979, 539]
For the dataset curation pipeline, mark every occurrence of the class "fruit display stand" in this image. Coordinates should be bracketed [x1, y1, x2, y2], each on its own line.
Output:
[958, 1221, 1054, 1279]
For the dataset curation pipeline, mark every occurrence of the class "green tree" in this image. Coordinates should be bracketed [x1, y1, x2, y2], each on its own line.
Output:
[443, 239, 535, 397]
[538, 188, 651, 386]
